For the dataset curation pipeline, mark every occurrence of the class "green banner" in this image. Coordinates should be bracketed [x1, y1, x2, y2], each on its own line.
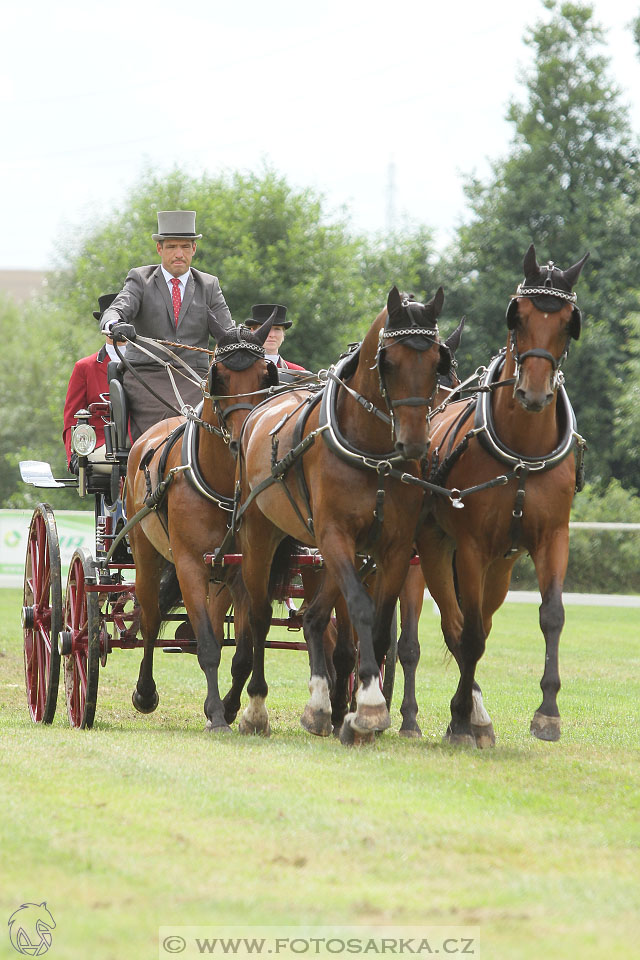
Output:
[0, 509, 95, 584]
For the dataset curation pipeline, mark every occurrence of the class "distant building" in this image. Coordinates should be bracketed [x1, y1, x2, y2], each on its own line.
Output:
[0, 270, 48, 303]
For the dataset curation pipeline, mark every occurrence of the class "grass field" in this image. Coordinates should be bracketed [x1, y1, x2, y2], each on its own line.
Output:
[1, 586, 639, 960]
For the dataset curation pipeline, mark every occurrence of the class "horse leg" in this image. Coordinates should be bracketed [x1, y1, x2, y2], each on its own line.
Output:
[336, 564, 390, 738]
[170, 554, 230, 734]
[529, 534, 569, 741]
[129, 528, 164, 714]
[213, 575, 253, 726]
[330, 594, 357, 734]
[397, 564, 424, 738]
[300, 574, 340, 737]
[443, 544, 488, 747]
[419, 525, 496, 748]
[236, 523, 283, 737]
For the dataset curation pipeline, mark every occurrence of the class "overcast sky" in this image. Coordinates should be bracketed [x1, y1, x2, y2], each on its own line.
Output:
[2, 0, 639, 270]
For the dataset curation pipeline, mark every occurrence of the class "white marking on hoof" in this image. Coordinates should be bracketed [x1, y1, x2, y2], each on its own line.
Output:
[356, 675, 386, 708]
[239, 696, 270, 736]
[308, 675, 331, 713]
[339, 713, 375, 747]
[471, 689, 492, 726]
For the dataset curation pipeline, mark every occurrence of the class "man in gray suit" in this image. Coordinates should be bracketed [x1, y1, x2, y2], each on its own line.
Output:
[101, 210, 233, 441]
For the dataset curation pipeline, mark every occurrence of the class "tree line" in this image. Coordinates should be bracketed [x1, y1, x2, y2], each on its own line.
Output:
[2, 1, 640, 516]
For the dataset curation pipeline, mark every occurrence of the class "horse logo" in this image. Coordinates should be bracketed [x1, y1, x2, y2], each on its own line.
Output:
[7, 903, 55, 956]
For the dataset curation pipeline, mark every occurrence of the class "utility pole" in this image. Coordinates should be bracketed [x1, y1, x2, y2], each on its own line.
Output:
[386, 159, 396, 235]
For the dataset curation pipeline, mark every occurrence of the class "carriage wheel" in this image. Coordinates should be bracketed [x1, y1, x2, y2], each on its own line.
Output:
[22, 504, 63, 724]
[60, 548, 100, 729]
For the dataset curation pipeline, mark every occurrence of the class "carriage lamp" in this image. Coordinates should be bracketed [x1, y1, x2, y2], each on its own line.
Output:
[71, 410, 97, 457]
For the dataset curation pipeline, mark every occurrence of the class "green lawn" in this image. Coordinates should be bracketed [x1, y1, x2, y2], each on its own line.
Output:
[0, 588, 638, 960]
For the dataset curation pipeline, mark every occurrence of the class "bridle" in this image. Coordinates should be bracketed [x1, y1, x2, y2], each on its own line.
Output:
[373, 305, 442, 441]
[202, 337, 278, 443]
[507, 283, 577, 393]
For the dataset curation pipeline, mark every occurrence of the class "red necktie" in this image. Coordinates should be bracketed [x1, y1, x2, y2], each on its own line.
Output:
[171, 278, 181, 326]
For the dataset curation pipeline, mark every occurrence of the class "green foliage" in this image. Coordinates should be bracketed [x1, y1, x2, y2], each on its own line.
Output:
[0, 295, 84, 508]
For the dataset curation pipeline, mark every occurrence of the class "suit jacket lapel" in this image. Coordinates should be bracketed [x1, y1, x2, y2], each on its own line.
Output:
[179, 272, 195, 322]
[154, 267, 175, 324]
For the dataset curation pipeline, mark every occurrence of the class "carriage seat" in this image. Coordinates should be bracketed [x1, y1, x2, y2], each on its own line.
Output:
[107, 360, 131, 456]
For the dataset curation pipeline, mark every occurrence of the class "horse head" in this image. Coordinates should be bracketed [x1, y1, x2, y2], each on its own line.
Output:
[208, 308, 280, 453]
[377, 285, 446, 460]
[505, 244, 589, 412]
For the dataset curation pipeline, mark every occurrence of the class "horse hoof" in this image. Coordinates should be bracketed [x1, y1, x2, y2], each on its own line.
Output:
[352, 703, 391, 734]
[132, 688, 159, 714]
[339, 713, 376, 746]
[472, 722, 496, 748]
[530, 711, 561, 742]
[300, 705, 333, 737]
[205, 720, 233, 734]
[443, 726, 476, 748]
[399, 727, 422, 739]
[238, 713, 271, 737]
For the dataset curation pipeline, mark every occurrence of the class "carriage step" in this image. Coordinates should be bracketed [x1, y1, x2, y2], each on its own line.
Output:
[162, 646, 186, 654]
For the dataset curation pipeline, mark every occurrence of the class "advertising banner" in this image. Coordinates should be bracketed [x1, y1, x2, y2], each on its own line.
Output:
[0, 509, 95, 587]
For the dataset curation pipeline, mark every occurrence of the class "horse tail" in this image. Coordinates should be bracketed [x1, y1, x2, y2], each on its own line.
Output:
[452, 550, 460, 603]
[268, 537, 296, 603]
[158, 560, 182, 622]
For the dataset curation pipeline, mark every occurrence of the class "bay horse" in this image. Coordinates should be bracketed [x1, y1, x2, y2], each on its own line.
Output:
[410, 244, 589, 746]
[231, 286, 451, 741]
[125, 312, 281, 731]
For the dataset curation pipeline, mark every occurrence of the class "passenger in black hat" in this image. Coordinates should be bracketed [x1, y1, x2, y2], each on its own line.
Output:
[243, 304, 306, 371]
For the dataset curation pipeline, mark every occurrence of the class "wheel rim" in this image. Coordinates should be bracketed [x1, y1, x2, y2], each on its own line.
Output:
[62, 550, 100, 729]
[23, 506, 62, 724]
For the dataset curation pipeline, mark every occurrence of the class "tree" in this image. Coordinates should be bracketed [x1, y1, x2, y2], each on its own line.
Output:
[445, 1, 640, 491]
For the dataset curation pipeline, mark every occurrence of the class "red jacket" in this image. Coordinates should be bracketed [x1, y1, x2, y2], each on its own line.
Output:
[62, 346, 110, 465]
[277, 357, 306, 371]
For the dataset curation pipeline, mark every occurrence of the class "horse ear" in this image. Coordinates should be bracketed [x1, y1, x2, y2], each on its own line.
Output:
[387, 286, 402, 315]
[523, 243, 538, 278]
[444, 316, 465, 355]
[252, 306, 278, 345]
[563, 252, 590, 289]
[430, 286, 445, 319]
[209, 309, 233, 343]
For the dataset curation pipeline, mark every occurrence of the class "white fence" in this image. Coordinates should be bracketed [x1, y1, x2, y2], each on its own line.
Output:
[1, 511, 639, 604]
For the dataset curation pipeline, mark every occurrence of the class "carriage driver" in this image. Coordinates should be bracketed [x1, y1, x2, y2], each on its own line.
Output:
[100, 210, 234, 441]
[243, 304, 306, 371]
[63, 293, 124, 474]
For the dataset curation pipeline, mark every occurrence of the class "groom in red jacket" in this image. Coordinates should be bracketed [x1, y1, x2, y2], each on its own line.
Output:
[62, 293, 122, 472]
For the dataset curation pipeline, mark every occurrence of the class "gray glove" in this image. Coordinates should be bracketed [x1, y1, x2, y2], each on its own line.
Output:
[110, 323, 137, 343]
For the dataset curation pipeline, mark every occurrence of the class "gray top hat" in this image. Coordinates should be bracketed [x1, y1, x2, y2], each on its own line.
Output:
[152, 210, 202, 241]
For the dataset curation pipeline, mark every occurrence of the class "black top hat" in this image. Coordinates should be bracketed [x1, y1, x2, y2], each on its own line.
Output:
[94, 293, 118, 320]
[246, 303, 291, 329]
